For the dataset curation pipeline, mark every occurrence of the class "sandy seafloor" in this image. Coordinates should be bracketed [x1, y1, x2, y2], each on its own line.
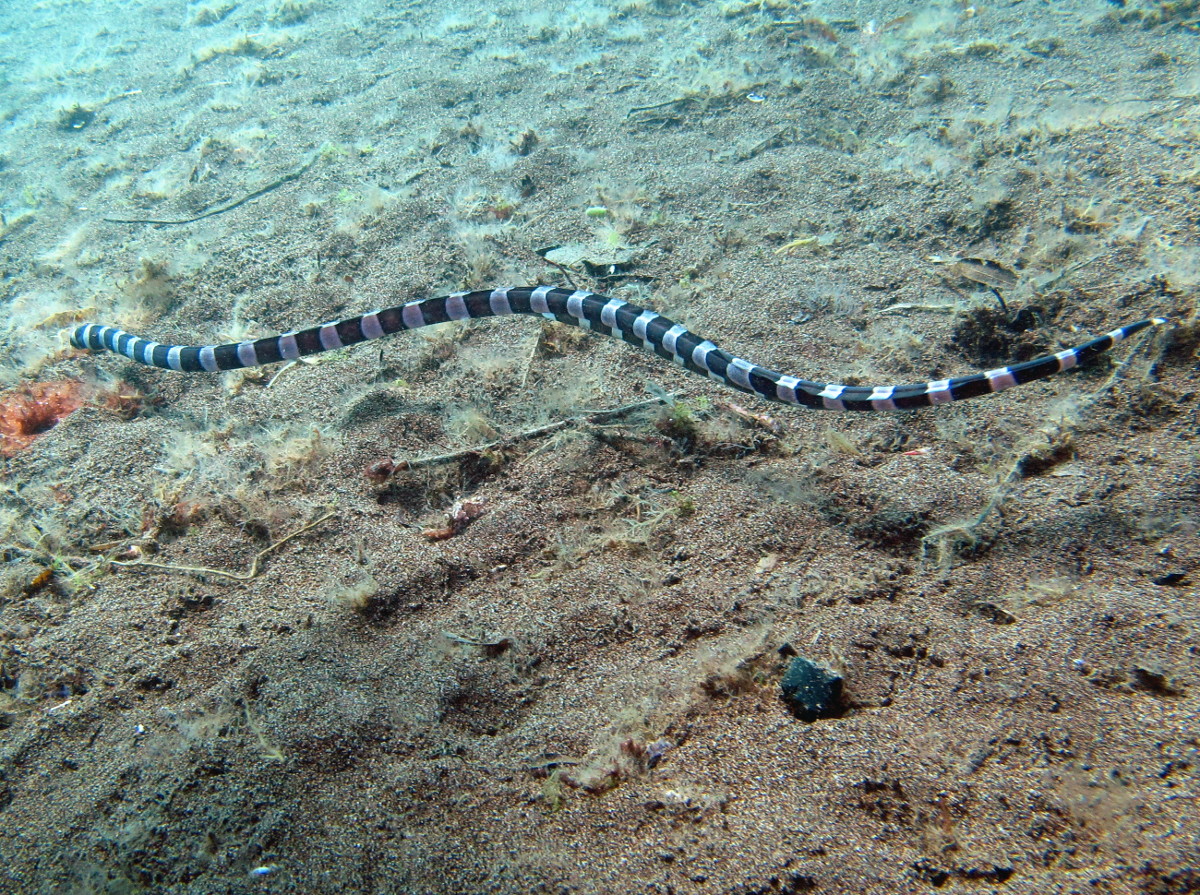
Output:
[1, 0, 1199, 892]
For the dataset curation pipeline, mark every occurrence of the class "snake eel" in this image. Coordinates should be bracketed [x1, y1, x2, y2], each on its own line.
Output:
[70, 285, 1166, 412]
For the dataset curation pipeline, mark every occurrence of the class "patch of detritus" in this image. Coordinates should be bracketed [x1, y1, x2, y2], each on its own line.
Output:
[839, 626, 946, 710]
[372, 463, 469, 516]
[911, 858, 1015, 888]
[816, 481, 932, 554]
[336, 558, 481, 624]
[436, 649, 539, 737]
[753, 454, 936, 555]
[967, 576, 1079, 625]
[353, 397, 792, 601]
[651, 395, 785, 461]
[950, 303, 1054, 367]
[0, 652, 93, 733]
[739, 869, 819, 895]
[525, 632, 844, 803]
[917, 353, 1165, 570]
[1085, 660, 1187, 698]
[529, 484, 695, 582]
[789, 563, 906, 610]
[851, 777, 1017, 887]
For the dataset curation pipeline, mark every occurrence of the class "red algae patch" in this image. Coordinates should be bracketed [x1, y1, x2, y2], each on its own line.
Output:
[0, 379, 87, 456]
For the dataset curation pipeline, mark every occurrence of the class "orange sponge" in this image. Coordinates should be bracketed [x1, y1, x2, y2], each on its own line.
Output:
[0, 380, 87, 457]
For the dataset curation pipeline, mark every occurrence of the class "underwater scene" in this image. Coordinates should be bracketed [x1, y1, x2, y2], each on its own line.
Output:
[1, 0, 1198, 891]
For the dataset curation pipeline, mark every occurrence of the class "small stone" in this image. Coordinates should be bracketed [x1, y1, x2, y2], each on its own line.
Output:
[780, 657, 843, 722]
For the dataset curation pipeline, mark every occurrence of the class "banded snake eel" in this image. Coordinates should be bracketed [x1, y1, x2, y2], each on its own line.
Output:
[70, 285, 1167, 412]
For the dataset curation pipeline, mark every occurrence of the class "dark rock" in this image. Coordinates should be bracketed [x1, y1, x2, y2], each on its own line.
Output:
[780, 657, 843, 722]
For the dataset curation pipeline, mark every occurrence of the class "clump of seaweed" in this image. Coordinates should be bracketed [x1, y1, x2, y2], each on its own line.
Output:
[54, 102, 95, 132]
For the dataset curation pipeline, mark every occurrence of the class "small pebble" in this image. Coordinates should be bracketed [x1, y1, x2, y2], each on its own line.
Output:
[780, 657, 843, 722]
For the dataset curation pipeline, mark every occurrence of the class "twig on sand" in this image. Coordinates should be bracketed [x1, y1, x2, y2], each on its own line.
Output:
[368, 392, 681, 478]
[104, 157, 316, 226]
[111, 510, 337, 581]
